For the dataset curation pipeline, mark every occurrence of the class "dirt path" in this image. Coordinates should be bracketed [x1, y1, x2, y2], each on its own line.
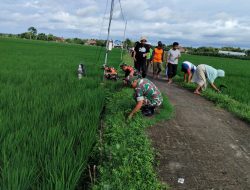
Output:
[147, 79, 250, 190]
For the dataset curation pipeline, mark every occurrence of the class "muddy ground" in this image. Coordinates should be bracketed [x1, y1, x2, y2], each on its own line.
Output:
[147, 79, 250, 190]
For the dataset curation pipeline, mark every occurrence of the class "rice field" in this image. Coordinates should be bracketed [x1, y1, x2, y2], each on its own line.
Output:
[0, 38, 120, 189]
[1, 37, 249, 189]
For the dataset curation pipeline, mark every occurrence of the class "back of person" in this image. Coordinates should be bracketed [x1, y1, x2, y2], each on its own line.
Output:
[136, 78, 162, 106]
[182, 61, 196, 73]
[153, 48, 164, 63]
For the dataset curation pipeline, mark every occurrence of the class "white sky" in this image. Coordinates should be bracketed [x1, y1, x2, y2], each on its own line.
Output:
[1, 0, 250, 47]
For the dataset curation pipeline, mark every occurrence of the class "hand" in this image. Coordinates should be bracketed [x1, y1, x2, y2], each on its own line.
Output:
[133, 58, 137, 62]
[128, 113, 133, 120]
[217, 89, 221, 93]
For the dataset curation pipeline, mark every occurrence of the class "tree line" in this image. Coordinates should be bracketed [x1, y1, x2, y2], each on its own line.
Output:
[0, 27, 107, 46]
[1, 26, 249, 57]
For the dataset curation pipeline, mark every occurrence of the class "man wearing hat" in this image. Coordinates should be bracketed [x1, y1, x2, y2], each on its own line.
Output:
[128, 76, 163, 119]
[133, 36, 150, 78]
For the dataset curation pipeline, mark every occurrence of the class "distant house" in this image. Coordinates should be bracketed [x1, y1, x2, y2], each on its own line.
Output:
[218, 50, 246, 56]
[113, 40, 123, 48]
[55, 37, 65, 43]
[86, 39, 97, 46]
[178, 46, 187, 53]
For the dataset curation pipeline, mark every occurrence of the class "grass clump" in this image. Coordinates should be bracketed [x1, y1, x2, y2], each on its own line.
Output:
[93, 88, 172, 190]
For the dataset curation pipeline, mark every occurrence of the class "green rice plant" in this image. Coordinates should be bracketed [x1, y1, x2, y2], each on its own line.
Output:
[0, 38, 121, 189]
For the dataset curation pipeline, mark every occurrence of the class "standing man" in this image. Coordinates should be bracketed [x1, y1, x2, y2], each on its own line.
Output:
[167, 42, 181, 84]
[146, 43, 153, 74]
[152, 41, 164, 79]
[128, 76, 163, 119]
[133, 37, 150, 78]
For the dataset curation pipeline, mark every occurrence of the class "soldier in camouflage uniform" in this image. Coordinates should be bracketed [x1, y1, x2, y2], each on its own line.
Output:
[128, 77, 163, 119]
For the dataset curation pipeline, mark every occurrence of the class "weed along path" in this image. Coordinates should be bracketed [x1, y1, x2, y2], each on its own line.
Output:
[147, 79, 250, 190]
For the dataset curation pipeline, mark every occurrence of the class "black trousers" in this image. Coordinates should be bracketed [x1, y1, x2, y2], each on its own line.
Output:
[168, 63, 178, 78]
[135, 60, 147, 78]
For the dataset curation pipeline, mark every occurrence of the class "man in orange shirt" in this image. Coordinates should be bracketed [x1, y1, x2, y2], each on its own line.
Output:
[152, 41, 164, 79]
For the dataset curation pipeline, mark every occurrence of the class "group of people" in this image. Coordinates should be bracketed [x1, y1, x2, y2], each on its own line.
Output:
[131, 36, 181, 84]
[78, 36, 225, 119]
[125, 36, 225, 118]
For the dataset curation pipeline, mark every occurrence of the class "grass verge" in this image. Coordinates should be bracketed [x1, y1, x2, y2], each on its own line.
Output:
[92, 85, 172, 190]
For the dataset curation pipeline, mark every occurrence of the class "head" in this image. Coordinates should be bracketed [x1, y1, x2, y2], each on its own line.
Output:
[158, 41, 163, 49]
[146, 42, 152, 48]
[140, 36, 147, 45]
[128, 76, 138, 88]
[217, 70, 225, 78]
[181, 62, 189, 73]
[120, 63, 128, 71]
[173, 42, 179, 50]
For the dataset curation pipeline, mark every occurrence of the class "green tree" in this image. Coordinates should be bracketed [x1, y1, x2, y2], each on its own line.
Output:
[47, 34, 55, 41]
[245, 50, 250, 56]
[37, 33, 47, 41]
[28, 27, 37, 39]
[20, 32, 30, 39]
[124, 38, 134, 48]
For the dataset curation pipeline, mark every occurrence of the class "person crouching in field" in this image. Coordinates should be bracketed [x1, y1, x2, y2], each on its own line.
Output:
[120, 64, 139, 85]
[167, 42, 181, 84]
[128, 76, 163, 119]
[181, 61, 197, 83]
[120, 63, 136, 77]
[192, 64, 225, 95]
[152, 41, 164, 79]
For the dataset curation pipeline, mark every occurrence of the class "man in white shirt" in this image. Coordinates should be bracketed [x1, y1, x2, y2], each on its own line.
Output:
[167, 42, 181, 84]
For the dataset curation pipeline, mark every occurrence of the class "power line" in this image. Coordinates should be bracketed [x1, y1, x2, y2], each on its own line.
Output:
[95, 0, 109, 64]
[118, 0, 126, 22]
[104, 0, 115, 66]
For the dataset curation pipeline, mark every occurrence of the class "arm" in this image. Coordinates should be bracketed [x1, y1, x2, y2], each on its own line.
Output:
[184, 73, 187, 82]
[187, 70, 192, 83]
[167, 51, 170, 62]
[151, 50, 155, 62]
[162, 50, 164, 62]
[210, 83, 221, 93]
[128, 100, 143, 119]
[188, 73, 192, 83]
[175, 52, 181, 60]
[129, 69, 135, 77]
[133, 51, 137, 61]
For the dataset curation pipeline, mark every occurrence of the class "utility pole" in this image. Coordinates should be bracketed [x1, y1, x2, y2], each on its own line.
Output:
[104, 0, 115, 66]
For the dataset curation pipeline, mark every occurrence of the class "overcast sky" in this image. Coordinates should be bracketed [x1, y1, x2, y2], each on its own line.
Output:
[1, 0, 250, 47]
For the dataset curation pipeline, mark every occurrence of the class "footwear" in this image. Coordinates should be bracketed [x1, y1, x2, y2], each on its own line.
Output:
[141, 106, 155, 117]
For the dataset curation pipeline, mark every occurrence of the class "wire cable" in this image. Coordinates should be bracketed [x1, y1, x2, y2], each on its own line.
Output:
[95, 0, 110, 65]
[118, 0, 126, 22]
